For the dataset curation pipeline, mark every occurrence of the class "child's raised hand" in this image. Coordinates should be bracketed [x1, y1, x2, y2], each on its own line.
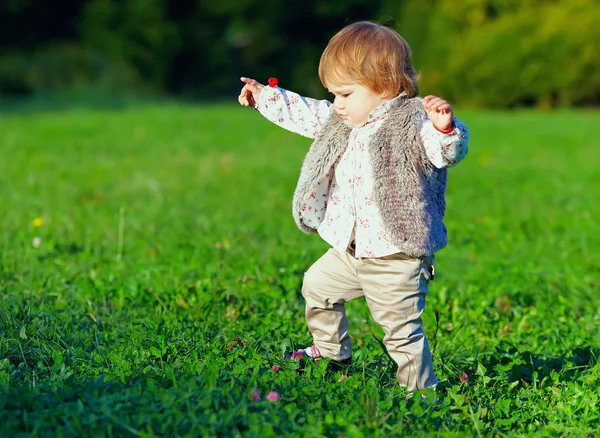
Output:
[239, 77, 264, 108]
[423, 95, 455, 131]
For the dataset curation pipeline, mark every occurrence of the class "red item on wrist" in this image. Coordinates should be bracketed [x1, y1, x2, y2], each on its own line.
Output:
[268, 77, 278, 88]
[434, 121, 455, 134]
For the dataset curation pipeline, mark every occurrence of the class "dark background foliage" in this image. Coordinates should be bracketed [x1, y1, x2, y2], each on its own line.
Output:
[1, 0, 599, 107]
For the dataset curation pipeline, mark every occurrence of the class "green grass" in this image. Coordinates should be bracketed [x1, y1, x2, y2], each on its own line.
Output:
[1, 101, 599, 437]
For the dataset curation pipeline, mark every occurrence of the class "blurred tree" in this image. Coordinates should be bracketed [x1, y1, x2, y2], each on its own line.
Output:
[166, 0, 381, 98]
[0, 0, 84, 93]
[0, 0, 598, 107]
[0, 0, 82, 48]
[80, 0, 180, 92]
[391, 0, 600, 107]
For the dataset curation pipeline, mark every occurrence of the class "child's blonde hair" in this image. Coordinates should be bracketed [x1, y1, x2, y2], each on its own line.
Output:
[318, 21, 419, 98]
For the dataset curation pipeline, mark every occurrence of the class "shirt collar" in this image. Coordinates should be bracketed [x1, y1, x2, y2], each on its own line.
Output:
[366, 92, 408, 124]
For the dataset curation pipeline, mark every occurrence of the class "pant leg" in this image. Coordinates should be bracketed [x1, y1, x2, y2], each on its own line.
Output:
[358, 257, 437, 392]
[302, 248, 364, 361]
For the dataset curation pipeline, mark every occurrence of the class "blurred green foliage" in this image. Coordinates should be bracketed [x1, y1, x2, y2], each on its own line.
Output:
[393, 0, 600, 108]
[0, 0, 598, 107]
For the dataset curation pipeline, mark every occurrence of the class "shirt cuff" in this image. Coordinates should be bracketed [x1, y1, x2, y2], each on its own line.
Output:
[434, 121, 456, 134]
[422, 117, 461, 138]
[255, 85, 278, 112]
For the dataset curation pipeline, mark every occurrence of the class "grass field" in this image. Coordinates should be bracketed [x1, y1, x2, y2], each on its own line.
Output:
[1, 101, 599, 436]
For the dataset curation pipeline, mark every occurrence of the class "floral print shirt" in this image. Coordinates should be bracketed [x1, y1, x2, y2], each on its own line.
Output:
[257, 86, 469, 258]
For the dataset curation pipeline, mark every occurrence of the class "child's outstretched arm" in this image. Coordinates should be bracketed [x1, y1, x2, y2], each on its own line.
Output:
[420, 95, 469, 169]
[238, 77, 332, 139]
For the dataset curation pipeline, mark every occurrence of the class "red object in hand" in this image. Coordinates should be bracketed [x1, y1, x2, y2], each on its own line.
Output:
[268, 77, 278, 87]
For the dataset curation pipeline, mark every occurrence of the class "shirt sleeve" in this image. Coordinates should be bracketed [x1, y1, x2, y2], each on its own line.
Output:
[255, 86, 333, 139]
[420, 117, 470, 168]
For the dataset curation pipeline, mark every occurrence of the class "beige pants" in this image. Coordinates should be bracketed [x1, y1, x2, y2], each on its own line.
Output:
[301, 246, 437, 392]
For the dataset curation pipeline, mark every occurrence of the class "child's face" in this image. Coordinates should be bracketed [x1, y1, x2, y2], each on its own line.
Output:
[328, 82, 392, 128]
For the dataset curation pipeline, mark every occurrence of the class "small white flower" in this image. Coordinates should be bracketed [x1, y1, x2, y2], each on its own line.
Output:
[32, 237, 42, 248]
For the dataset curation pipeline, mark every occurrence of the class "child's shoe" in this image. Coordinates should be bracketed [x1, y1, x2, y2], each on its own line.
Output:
[288, 345, 352, 369]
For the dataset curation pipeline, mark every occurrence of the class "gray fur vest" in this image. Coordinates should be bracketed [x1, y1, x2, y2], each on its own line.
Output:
[292, 96, 448, 257]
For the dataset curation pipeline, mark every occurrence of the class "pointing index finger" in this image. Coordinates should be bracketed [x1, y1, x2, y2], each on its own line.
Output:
[241, 77, 262, 92]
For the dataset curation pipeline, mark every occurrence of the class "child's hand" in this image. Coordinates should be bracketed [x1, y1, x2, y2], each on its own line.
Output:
[423, 95, 455, 131]
[239, 77, 264, 108]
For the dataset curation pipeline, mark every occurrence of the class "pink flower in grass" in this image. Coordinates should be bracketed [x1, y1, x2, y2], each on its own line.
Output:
[266, 391, 279, 402]
[460, 372, 469, 383]
[290, 351, 303, 361]
[249, 389, 261, 402]
[337, 374, 348, 382]
[271, 365, 279, 372]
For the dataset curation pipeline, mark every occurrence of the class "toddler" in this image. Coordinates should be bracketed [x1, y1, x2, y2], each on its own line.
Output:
[238, 21, 469, 392]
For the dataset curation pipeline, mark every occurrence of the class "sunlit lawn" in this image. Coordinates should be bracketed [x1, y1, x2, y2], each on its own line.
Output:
[1, 100, 599, 436]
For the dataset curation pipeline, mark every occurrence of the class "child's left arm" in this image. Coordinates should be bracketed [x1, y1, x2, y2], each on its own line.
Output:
[421, 95, 469, 169]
